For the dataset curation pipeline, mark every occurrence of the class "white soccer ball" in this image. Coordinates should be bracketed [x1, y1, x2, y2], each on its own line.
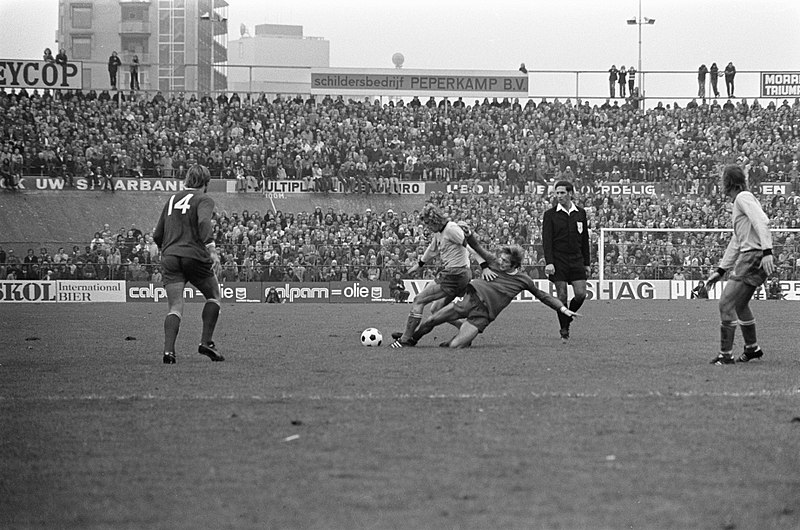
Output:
[360, 328, 383, 347]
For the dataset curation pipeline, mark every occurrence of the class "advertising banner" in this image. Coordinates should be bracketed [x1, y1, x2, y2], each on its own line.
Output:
[597, 182, 663, 196]
[3, 279, 796, 303]
[262, 281, 391, 303]
[17, 176, 192, 193]
[311, 68, 528, 96]
[760, 72, 800, 98]
[329, 281, 392, 303]
[428, 181, 551, 196]
[261, 180, 426, 196]
[126, 282, 262, 303]
[0, 59, 82, 90]
[56, 280, 126, 302]
[0, 281, 57, 303]
[758, 182, 797, 196]
[404, 279, 800, 301]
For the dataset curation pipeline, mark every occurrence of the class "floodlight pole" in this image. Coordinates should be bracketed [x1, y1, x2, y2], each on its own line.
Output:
[627, 0, 654, 100]
[637, 0, 642, 89]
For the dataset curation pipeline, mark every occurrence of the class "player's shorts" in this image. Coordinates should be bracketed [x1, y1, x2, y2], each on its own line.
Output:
[548, 253, 587, 283]
[730, 250, 768, 287]
[434, 266, 472, 297]
[451, 287, 491, 333]
[160, 254, 215, 288]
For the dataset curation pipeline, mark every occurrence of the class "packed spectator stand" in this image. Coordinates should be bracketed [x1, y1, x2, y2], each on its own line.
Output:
[2, 87, 800, 283]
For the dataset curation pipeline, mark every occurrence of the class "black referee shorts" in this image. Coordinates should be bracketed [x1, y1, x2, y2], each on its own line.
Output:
[549, 254, 587, 283]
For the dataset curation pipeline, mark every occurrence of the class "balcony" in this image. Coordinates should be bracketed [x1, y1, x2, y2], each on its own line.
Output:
[121, 52, 151, 64]
[119, 20, 151, 35]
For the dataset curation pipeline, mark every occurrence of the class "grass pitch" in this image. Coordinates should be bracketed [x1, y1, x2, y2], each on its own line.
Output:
[1, 300, 799, 529]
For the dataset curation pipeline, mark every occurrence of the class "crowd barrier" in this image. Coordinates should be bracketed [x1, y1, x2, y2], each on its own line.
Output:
[1, 279, 795, 303]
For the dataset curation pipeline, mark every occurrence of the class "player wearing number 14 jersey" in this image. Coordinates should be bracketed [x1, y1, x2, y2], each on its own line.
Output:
[153, 164, 224, 364]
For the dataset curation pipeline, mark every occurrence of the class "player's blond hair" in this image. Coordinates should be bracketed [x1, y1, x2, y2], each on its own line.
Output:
[421, 204, 446, 228]
[500, 245, 524, 269]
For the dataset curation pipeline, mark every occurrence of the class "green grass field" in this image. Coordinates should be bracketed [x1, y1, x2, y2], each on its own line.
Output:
[2, 301, 799, 529]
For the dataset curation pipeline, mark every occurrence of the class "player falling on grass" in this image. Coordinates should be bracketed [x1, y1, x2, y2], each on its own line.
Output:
[390, 204, 474, 348]
[542, 180, 590, 342]
[408, 239, 581, 348]
[706, 164, 775, 365]
[153, 164, 224, 364]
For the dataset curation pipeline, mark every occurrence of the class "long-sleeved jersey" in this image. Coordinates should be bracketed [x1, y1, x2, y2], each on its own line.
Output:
[421, 221, 470, 269]
[542, 203, 590, 267]
[470, 270, 563, 321]
[468, 242, 565, 321]
[719, 190, 772, 270]
[153, 189, 215, 262]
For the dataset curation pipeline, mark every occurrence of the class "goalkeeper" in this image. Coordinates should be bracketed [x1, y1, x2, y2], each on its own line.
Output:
[408, 232, 580, 348]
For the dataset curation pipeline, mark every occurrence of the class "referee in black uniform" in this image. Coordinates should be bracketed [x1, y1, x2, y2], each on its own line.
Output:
[542, 180, 590, 341]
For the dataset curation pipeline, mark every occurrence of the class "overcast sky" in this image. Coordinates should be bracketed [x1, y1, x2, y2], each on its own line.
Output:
[2, 0, 798, 101]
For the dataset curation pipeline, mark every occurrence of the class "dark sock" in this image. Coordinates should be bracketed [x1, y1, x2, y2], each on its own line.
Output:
[412, 319, 435, 342]
[719, 320, 736, 353]
[164, 313, 180, 353]
[201, 302, 220, 345]
[569, 297, 584, 313]
[401, 314, 422, 342]
[740, 321, 757, 349]
[557, 311, 570, 330]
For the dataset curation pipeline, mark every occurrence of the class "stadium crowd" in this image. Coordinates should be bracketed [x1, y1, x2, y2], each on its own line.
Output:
[2, 188, 799, 284]
[2, 87, 800, 188]
[2, 88, 800, 282]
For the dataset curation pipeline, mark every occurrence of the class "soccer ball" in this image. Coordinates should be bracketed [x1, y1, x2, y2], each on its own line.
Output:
[360, 328, 383, 347]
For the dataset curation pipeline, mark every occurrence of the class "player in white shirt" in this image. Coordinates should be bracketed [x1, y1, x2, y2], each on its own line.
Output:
[390, 204, 473, 348]
[706, 165, 775, 365]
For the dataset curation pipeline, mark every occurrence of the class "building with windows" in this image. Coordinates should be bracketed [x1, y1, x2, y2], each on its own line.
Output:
[226, 24, 329, 97]
[56, 0, 228, 93]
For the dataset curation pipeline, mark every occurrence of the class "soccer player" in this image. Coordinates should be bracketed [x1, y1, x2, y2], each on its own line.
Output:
[390, 204, 473, 348]
[153, 164, 224, 364]
[409, 243, 580, 348]
[706, 164, 775, 365]
[542, 180, 590, 341]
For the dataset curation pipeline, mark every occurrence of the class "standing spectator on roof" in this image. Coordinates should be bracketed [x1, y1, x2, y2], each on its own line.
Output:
[608, 65, 619, 98]
[129, 55, 140, 91]
[724, 62, 736, 98]
[697, 64, 709, 99]
[627, 65, 636, 96]
[710, 62, 722, 98]
[108, 51, 122, 90]
[618, 66, 627, 98]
